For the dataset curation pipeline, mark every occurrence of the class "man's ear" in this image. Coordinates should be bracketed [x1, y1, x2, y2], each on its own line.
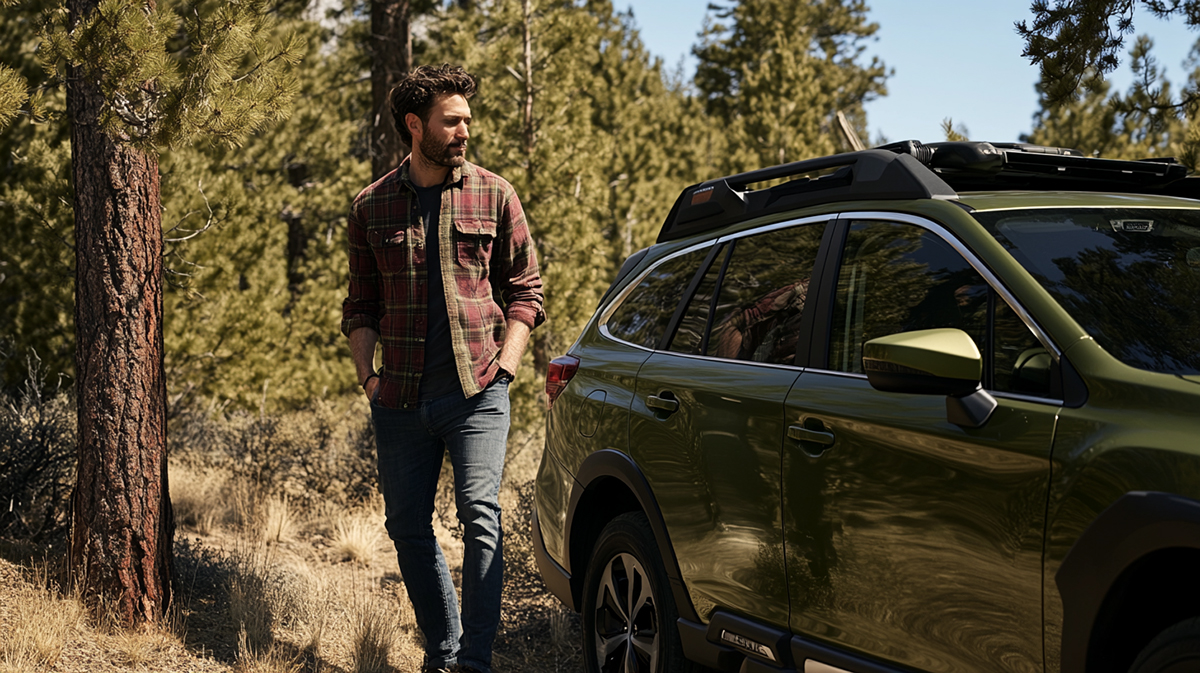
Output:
[405, 112, 423, 142]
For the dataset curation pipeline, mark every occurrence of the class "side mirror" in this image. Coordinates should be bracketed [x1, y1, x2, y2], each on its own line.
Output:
[862, 328, 997, 428]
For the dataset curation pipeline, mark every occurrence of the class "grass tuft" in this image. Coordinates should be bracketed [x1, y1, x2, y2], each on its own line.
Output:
[347, 594, 399, 673]
[0, 569, 83, 670]
[332, 505, 384, 565]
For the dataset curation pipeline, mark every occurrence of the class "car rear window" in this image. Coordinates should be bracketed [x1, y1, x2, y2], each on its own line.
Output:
[973, 207, 1200, 376]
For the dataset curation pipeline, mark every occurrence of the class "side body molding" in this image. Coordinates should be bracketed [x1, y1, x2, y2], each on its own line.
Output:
[562, 448, 701, 624]
[1057, 491, 1200, 672]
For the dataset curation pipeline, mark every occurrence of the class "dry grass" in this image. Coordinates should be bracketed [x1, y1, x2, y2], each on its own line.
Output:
[331, 502, 386, 565]
[260, 496, 295, 544]
[0, 566, 84, 671]
[0, 406, 578, 673]
[346, 593, 400, 673]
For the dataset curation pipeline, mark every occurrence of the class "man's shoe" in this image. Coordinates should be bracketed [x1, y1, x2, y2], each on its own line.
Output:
[421, 667, 451, 673]
[452, 666, 483, 673]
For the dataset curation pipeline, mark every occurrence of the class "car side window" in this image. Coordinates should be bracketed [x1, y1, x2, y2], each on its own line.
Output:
[829, 221, 989, 374]
[704, 223, 825, 365]
[992, 299, 1054, 396]
[668, 244, 726, 356]
[605, 247, 710, 349]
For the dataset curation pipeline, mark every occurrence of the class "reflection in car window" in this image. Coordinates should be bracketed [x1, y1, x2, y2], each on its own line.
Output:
[829, 221, 989, 374]
[993, 299, 1053, 396]
[974, 208, 1200, 376]
[606, 247, 708, 349]
[706, 224, 825, 365]
[669, 244, 726, 355]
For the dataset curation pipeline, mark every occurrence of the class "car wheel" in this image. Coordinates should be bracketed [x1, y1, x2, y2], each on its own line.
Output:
[581, 512, 698, 673]
[1130, 617, 1200, 673]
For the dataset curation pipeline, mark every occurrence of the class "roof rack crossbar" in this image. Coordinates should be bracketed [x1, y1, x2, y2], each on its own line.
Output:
[657, 150, 957, 243]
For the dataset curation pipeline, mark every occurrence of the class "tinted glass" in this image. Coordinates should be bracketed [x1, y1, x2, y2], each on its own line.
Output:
[606, 247, 708, 349]
[829, 221, 989, 374]
[974, 208, 1200, 375]
[993, 298, 1054, 396]
[669, 244, 726, 355]
[707, 223, 825, 364]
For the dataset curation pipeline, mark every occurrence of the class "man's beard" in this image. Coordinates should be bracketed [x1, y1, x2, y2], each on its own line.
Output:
[419, 131, 466, 168]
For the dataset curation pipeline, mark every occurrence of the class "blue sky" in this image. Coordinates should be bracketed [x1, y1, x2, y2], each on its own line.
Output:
[621, 0, 1198, 146]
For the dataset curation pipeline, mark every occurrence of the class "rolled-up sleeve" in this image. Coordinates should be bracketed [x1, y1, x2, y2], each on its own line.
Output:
[341, 208, 383, 336]
[494, 189, 545, 330]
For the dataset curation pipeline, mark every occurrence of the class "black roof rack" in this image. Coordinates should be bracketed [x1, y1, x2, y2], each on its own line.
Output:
[657, 149, 956, 243]
[656, 141, 1198, 243]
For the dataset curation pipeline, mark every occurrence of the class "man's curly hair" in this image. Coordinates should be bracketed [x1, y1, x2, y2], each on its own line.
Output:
[390, 64, 477, 148]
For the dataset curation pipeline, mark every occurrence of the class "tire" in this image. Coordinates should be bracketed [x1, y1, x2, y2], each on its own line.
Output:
[1130, 617, 1200, 673]
[581, 512, 699, 673]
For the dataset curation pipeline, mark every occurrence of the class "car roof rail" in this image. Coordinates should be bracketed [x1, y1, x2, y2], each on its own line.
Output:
[656, 141, 1198, 244]
[656, 149, 957, 243]
[881, 140, 1192, 193]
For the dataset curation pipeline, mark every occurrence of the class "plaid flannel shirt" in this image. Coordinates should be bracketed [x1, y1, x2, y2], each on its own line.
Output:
[341, 159, 545, 407]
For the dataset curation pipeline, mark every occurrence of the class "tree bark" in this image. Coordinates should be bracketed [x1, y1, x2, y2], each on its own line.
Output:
[370, 0, 413, 180]
[67, 0, 173, 627]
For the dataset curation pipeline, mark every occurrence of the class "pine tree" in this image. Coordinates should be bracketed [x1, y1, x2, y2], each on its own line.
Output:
[0, 0, 75, 388]
[0, 0, 303, 625]
[1017, 0, 1200, 110]
[426, 0, 706, 439]
[693, 0, 887, 174]
[1025, 36, 1191, 163]
[160, 11, 371, 410]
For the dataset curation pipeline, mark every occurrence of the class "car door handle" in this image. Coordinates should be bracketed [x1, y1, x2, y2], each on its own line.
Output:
[646, 394, 679, 414]
[787, 424, 834, 446]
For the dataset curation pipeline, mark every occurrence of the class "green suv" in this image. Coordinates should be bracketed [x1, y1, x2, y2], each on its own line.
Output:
[532, 141, 1200, 673]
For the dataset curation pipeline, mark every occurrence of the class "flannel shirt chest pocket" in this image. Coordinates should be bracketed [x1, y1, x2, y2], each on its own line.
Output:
[453, 218, 497, 269]
[367, 227, 409, 274]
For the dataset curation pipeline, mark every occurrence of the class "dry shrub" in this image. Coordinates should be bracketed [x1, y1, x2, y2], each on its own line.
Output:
[347, 594, 399, 673]
[169, 397, 378, 512]
[227, 544, 310, 657]
[170, 461, 247, 535]
[0, 569, 84, 670]
[0, 350, 76, 542]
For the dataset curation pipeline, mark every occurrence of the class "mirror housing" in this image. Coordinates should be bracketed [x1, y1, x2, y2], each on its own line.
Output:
[862, 328, 997, 428]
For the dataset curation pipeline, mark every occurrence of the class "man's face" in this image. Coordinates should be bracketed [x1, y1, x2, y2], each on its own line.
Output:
[412, 93, 471, 168]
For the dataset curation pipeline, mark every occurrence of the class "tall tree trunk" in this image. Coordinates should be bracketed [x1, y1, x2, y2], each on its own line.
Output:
[370, 0, 413, 180]
[520, 0, 549, 375]
[67, 0, 173, 627]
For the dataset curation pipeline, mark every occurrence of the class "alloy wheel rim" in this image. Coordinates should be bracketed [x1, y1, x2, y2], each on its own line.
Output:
[593, 552, 660, 673]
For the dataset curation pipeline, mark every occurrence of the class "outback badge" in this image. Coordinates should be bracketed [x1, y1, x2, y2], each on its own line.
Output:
[1111, 219, 1154, 232]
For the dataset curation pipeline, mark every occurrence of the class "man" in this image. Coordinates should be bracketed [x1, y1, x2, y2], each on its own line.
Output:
[341, 64, 545, 673]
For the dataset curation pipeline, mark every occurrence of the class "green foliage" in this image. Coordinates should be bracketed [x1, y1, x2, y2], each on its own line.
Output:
[942, 118, 969, 142]
[694, 0, 887, 172]
[37, 0, 302, 148]
[425, 0, 711, 438]
[1017, 0, 1200, 108]
[0, 0, 74, 387]
[1025, 35, 1196, 166]
[159, 17, 369, 409]
[0, 64, 27, 128]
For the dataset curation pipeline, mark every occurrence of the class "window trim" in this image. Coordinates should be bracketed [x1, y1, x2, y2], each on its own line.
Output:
[832, 211, 1064, 363]
[599, 215, 833, 352]
[598, 240, 716, 350]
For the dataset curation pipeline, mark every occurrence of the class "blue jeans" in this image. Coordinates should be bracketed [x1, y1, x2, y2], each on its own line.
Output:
[371, 379, 510, 673]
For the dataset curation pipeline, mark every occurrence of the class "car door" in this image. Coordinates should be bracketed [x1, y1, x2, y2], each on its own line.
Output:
[629, 218, 829, 629]
[783, 215, 1059, 673]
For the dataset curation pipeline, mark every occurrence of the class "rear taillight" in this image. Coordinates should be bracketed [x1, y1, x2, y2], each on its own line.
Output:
[545, 354, 580, 409]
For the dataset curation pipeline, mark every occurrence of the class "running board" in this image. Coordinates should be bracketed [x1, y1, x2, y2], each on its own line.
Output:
[678, 612, 908, 673]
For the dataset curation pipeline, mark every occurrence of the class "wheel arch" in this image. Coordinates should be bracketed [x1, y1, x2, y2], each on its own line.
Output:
[564, 448, 701, 624]
[1057, 491, 1200, 673]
